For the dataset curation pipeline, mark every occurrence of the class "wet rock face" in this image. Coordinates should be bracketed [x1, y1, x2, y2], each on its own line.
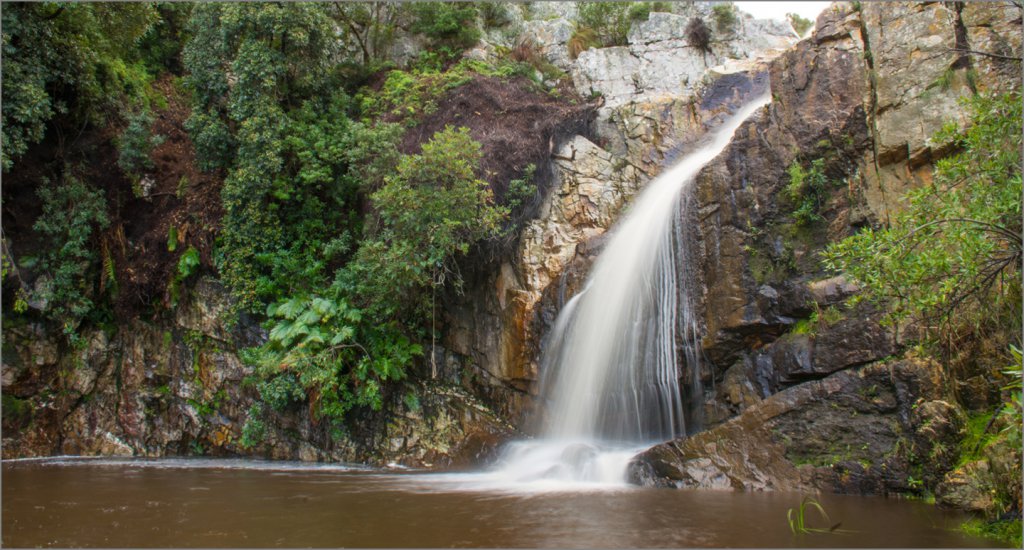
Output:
[695, 2, 872, 371]
[638, 1, 1020, 501]
[2, 278, 511, 467]
[444, 64, 778, 426]
[630, 358, 959, 494]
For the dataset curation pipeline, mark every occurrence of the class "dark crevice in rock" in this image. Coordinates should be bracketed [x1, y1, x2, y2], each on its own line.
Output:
[856, 9, 885, 219]
[949, 2, 979, 93]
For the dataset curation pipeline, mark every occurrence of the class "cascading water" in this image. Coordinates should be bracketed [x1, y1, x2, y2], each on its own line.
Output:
[445, 94, 770, 491]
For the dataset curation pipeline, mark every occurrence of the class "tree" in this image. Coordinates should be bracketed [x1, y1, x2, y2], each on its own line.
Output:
[409, 1, 482, 55]
[346, 126, 508, 322]
[823, 91, 1022, 338]
[576, 2, 670, 48]
[183, 3, 360, 309]
[31, 173, 110, 338]
[331, 2, 402, 68]
[1, 2, 159, 171]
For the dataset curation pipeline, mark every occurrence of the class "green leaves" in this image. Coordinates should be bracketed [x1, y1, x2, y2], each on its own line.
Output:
[786, 158, 831, 227]
[177, 247, 200, 279]
[349, 126, 507, 320]
[31, 173, 110, 335]
[183, 4, 366, 310]
[823, 91, 1022, 332]
[577, 2, 663, 48]
[2, 3, 161, 171]
[409, 2, 481, 53]
[116, 108, 164, 180]
[245, 293, 423, 423]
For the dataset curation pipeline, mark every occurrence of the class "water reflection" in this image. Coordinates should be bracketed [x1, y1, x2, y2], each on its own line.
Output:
[2, 459, 1001, 548]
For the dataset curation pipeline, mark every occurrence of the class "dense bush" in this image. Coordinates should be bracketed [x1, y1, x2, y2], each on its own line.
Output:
[576, 1, 670, 48]
[116, 109, 165, 182]
[181, 4, 513, 432]
[409, 2, 481, 58]
[711, 3, 739, 34]
[823, 91, 1022, 333]
[184, 4, 357, 309]
[241, 293, 422, 430]
[785, 158, 832, 227]
[31, 174, 110, 338]
[1, 3, 160, 171]
[347, 126, 508, 321]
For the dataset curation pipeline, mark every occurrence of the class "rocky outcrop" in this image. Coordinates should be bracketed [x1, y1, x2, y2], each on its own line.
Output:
[625, 1, 1020, 505]
[936, 418, 1023, 515]
[444, 5, 796, 426]
[2, 278, 513, 466]
[859, 1, 1022, 219]
[574, 11, 793, 108]
[629, 357, 962, 494]
[694, 2, 873, 371]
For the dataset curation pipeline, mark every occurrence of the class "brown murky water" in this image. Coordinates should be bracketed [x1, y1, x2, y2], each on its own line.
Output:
[1, 458, 1003, 548]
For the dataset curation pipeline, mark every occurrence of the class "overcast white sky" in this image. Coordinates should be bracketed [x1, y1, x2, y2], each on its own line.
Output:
[733, 2, 831, 23]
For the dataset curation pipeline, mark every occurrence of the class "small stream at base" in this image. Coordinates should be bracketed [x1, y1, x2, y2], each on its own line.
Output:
[2, 458, 1003, 548]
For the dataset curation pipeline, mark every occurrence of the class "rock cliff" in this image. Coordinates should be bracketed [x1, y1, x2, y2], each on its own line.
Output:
[624, 1, 1021, 504]
[2, 3, 1019, 509]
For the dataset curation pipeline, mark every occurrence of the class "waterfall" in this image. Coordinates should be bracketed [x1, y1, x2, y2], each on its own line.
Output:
[465, 94, 770, 490]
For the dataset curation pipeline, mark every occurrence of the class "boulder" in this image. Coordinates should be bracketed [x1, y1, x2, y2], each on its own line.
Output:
[630, 358, 953, 495]
[937, 460, 996, 513]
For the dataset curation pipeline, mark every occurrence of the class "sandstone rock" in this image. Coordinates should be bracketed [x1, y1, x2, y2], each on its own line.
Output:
[960, 2, 1023, 92]
[520, 17, 575, 70]
[937, 460, 996, 512]
[572, 13, 793, 108]
[173, 277, 235, 343]
[911, 399, 967, 485]
[718, 358, 763, 411]
[957, 375, 997, 412]
[631, 358, 948, 494]
[628, 416, 809, 491]
[480, 4, 527, 49]
[856, 1, 985, 221]
[807, 276, 860, 306]
[694, 3, 871, 371]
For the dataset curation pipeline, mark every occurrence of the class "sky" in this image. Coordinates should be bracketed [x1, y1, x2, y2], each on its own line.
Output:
[733, 1, 832, 23]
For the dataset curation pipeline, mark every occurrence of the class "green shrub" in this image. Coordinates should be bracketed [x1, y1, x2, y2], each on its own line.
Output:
[568, 26, 601, 59]
[823, 91, 1022, 331]
[348, 126, 507, 320]
[480, 2, 512, 28]
[409, 2, 481, 55]
[242, 294, 423, 423]
[240, 404, 266, 449]
[577, 1, 654, 47]
[712, 3, 739, 33]
[1, 3, 161, 171]
[787, 12, 814, 36]
[257, 373, 305, 412]
[785, 158, 831, 227]
[116, 109, 165, 179]
[507, 163, 537, 210]
[32, 173, 110, 337]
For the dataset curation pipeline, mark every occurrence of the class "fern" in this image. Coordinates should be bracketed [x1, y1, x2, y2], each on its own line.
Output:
[101, 242, 117, 295]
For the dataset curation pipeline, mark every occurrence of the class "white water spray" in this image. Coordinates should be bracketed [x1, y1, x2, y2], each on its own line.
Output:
[444, 94, 770, 492]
